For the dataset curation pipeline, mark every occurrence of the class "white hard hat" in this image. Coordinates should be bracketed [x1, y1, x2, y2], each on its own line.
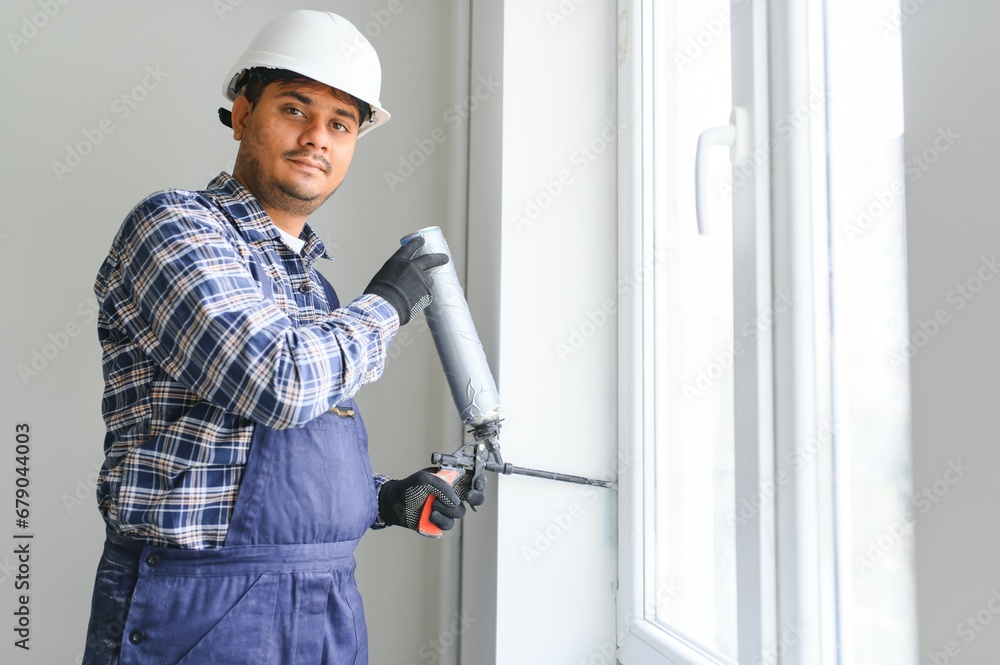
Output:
[221, 10, 390, 137]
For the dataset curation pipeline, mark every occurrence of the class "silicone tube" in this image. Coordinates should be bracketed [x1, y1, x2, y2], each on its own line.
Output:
[400, 227, 502, 427]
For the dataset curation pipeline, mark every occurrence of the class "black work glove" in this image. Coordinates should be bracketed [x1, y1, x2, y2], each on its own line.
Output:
[454, 471, 487, 509]
[364, 236, 448, 325]
[378, 467, 487, 535]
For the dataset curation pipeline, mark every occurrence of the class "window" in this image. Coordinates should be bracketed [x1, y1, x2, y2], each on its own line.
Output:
[649, 0, 738, 659]
[617, 0, 915, 663]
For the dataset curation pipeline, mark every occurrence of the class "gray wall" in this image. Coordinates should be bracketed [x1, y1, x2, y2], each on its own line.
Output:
[902, 2, 1000, 662]
[0, 2, 471, 663]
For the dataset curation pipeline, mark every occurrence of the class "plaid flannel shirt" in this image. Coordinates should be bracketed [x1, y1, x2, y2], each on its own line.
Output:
[94, 173, 399, 548]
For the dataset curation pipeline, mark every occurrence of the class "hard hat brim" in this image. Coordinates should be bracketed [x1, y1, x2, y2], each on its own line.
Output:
[221, 63, 390, 138]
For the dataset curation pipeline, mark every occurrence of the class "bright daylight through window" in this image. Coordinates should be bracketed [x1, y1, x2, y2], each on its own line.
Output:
[619, 0, 915, 663]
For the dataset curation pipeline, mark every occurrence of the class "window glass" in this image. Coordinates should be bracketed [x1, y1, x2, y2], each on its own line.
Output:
[651, 0, 737, 658]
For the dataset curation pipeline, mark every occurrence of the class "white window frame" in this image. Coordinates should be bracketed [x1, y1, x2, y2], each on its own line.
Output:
[616, 0, 838, 663]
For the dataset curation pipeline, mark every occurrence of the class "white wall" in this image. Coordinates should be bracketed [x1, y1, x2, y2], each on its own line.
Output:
[0, 2, 470, 663]
[902, 2, 1000, 662]
[463, 0, 620, 662]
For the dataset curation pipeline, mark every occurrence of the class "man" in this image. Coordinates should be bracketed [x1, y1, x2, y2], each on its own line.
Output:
[82, 10, 483, 665]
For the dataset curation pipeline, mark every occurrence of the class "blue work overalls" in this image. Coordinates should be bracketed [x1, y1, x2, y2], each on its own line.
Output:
[83, 221, 377, 665]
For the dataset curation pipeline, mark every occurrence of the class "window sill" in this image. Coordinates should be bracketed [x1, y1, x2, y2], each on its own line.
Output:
[619, 621, 737, 665]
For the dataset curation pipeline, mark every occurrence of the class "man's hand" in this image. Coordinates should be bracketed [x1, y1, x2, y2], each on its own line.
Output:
[453, 471, 487, 509]
[364, 236, 448, 325]
[379, 467, 487, 535]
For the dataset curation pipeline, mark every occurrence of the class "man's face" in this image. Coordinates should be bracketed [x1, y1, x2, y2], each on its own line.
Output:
[231, 80, 360, 220]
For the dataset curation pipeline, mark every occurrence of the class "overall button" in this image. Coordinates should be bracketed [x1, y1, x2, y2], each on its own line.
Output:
[129, 630, 145, 645]
[144, 553, 160, 567]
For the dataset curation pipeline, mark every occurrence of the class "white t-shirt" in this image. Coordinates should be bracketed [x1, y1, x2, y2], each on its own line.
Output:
[276, 227, 306, 254]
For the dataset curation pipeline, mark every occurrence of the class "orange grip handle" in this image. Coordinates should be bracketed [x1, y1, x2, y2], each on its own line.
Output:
[417, 468, 463, 538]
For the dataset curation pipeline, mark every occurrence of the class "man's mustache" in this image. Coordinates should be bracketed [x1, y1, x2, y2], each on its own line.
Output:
[284, 150, 332, 174]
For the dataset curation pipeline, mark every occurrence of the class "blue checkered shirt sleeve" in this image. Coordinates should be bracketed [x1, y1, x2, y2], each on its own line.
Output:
[103, 192, 398, 428]
[94, 175, 401, 547]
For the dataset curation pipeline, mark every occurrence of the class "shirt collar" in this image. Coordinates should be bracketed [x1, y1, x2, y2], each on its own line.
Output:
[204, 172, 332, 262]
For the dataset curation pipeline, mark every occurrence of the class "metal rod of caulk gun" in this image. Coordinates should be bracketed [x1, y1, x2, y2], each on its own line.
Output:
[487, 462, 617, 489]
[430, 451, 616, 489]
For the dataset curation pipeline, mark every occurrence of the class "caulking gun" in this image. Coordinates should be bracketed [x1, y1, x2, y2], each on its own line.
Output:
[399, 227, 616, 538]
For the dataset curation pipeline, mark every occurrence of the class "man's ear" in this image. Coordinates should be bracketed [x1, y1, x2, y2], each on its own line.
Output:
[231, 96, 252, 141]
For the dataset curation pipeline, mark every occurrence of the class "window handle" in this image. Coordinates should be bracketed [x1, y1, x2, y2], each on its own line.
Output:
[695, 106, 750, 235]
